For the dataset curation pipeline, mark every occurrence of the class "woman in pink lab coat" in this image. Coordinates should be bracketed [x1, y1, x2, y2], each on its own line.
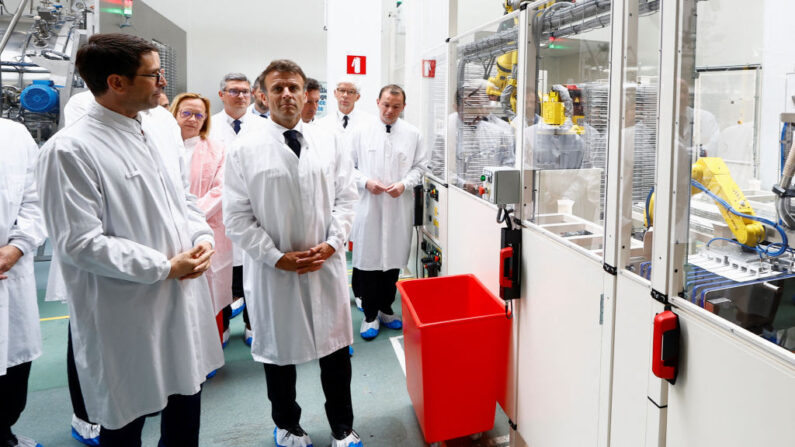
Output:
[171, 93, 233, 344]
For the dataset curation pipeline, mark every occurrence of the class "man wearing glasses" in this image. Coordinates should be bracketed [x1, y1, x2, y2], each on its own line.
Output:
[210, 72, 266, 347]
[318, 77, 372, 137]
[318, 77, 374, 312]
[37, 33, 223, 446]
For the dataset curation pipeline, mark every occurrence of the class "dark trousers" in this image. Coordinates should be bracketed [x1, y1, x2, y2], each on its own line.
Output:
[359, 268, 400, 322]
[99, 390, 202, 447]
[263, 346, 352, 436]
[0, 361, 32, 443]
[351, 267, 362, 298]
[223, 265, 249, 330]
[67, 323, 94, 424]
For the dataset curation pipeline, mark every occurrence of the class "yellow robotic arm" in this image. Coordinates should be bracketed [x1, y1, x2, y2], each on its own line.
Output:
[645, 157, 765, 247]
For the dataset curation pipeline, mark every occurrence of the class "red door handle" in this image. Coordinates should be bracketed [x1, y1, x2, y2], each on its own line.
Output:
[652, 310, 680, 384]
[500, 246, 514, 288]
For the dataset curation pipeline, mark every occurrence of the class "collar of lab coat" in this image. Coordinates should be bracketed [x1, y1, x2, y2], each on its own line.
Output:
[335, 108, 360, 126]
[88, 100, 143, 135]
[267, 118, 308, 151]
[379, 117, 401, 134]
[220, 109, 251, 127]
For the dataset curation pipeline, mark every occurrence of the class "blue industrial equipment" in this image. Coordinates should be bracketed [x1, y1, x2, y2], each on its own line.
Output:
[20, 80, 59, 113]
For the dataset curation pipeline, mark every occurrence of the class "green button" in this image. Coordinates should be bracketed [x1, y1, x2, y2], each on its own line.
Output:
[480, 175, 486, 181]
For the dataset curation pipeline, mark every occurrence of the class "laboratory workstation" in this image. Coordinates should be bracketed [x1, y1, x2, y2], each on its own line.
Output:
[1, 0, 793, 446]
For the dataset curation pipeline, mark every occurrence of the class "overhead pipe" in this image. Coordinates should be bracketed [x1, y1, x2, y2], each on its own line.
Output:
[0, 0, 31, 57]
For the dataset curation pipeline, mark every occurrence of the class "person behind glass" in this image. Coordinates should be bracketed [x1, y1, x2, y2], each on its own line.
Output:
[301, 78, 321, 123]
[350, 85, 427, 340]
[223, 59, 362, 447]
[210, 72, 264, 346]
[171, 93, 234, 361]
[0, 118, 47, 447]
[249, 73, 270, 119]
[317, 77, 373, 312]
[36, 33, 223, 447]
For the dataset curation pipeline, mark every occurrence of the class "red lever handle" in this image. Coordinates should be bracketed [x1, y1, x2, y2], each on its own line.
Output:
[500, 246, 513, 289]
[652, 310, 679, 382]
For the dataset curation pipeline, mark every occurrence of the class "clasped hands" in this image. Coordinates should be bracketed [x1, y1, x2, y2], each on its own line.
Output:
[276, 242, 335, 275]
[0, 245, 23, 280]
[168, 242, 214, 280]
[365, 179, 405, 198]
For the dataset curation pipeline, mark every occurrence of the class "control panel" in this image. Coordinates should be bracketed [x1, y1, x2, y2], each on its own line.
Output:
[424, 177, 443, 240]
[480, 167, 521, 205]
[420, 235, 443, 278]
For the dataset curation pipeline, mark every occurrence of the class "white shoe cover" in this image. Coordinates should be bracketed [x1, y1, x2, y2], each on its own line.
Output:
[72, 413, 101, 440]
[14, 435, 42, 447]
[359, 318, 380, 339]
[274, 426, 313, 447]
[331, 429, 363, 447]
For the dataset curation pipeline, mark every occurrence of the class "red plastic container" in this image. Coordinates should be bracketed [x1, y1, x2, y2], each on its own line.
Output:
[397, 274, 510, 443]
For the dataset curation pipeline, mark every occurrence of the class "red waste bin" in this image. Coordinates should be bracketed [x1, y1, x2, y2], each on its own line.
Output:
[397, 274, 510, 444]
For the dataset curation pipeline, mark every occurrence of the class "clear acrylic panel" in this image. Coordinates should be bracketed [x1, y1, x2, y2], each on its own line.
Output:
[448, 11, 519, 198]
[420, 45, 449, 182]
[671, 0, 795, 350]
[521, 0, 613, 255]
[622, 1, 662, 277]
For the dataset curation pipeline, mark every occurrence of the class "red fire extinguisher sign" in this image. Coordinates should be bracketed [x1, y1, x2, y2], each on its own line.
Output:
[422, 60, 436, 78]
[347, 55, 366, 75]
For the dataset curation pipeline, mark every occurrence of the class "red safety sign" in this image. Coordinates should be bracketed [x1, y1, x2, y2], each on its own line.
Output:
[422, 59, 436, 78]
[347, 55, 366, 75]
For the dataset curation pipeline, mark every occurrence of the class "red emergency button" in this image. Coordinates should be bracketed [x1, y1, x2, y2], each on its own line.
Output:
[434, 256, 439, 262]
[478, 186, 485, 196]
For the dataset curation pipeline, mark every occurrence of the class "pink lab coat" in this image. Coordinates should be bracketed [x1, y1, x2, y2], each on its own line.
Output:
[188, 137, 234, 314]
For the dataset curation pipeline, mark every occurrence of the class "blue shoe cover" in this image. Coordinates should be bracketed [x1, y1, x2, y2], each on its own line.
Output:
[71, 426, 100, 446]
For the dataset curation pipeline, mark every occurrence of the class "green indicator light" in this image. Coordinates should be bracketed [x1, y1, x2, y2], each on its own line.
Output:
[480, 175, 486, 181]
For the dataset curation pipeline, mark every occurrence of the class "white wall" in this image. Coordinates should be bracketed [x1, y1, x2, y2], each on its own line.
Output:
[402, 0, 449, 127]
[456, 0, 504, 37]
[325, 0, 390, 117]
[141, 0, 327, 114]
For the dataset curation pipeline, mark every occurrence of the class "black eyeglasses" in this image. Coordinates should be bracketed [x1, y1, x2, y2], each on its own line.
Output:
[179, 110, 206, 120]
[136, 69, 165, 83]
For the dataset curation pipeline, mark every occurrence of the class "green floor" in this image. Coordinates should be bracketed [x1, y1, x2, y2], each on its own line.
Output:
[15, 254, 510, 447]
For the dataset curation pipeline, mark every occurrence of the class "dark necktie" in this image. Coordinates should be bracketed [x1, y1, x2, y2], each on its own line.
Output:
[260, 113, 268, 118]
[386, 124, 391, 133]
[342, 115, 349, 129]
[233, 119, 241, 134]
[283, 130, 302, 158]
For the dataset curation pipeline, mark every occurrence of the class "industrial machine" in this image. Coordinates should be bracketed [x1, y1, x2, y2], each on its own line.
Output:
[1, 0, 94, 142]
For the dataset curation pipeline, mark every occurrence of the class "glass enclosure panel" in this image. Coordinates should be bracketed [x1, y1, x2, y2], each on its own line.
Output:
[448, 10, 519, 199]
[420, 44, 449, 182]
[622, 0, 662, 277]
[420, 45, 449, 183]
[672, 0, 795, 351]
[521, 0, 613, 256]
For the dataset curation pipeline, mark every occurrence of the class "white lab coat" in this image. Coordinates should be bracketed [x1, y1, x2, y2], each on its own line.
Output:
[47, 95, 186, 302]
[36, 101, 224, 429]
[210, 110, 267, 266]
[317, 108, 374, 249]
[316, 108, 375, 152]
[350, 118, 426, 271]
[0, 119, 46, 376]
[223, 119, 358, 365]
